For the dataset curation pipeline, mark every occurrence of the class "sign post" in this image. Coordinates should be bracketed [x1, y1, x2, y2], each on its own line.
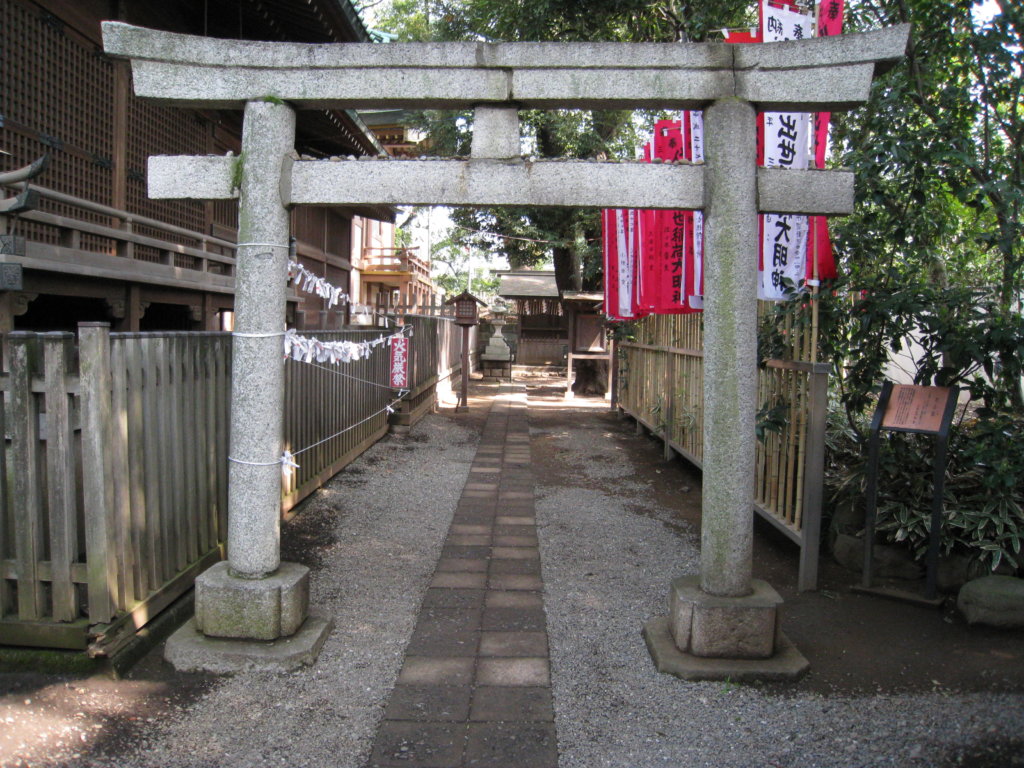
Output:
[389, 334, 410, 391]
[856, 381, 959, 605]
[444, 291, 484, 412]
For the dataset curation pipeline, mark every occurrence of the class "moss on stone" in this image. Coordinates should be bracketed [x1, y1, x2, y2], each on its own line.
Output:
[0, 647, 101, 675]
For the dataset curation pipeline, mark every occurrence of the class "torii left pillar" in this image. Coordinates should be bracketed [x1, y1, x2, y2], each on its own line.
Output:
[165, 102, 333, 673]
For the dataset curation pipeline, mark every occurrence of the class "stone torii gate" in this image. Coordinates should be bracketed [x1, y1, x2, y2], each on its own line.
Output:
[103, 22, 908, 676]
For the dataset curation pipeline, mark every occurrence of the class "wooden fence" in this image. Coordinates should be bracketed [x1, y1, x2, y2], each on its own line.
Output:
[618, 309, 827, 591]
[388, 315, 469, 428]
[0, 316, 461, 652]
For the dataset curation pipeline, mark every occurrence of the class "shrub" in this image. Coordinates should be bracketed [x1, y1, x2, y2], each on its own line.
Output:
[827, 409, 1024, 574]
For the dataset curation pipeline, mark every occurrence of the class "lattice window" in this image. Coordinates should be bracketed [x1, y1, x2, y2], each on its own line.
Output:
[212, 198, 238, 238]
[1, 1, 114, 248]
[126, 99, 209, 234]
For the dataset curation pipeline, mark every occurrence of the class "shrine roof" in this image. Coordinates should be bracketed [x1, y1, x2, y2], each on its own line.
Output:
[497, 271, 559, 299]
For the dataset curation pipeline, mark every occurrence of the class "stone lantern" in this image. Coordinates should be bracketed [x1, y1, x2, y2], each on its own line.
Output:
[481, 299, 513, 380]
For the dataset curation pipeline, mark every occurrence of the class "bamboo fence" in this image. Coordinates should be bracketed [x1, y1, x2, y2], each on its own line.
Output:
[618, 305, 827, 591]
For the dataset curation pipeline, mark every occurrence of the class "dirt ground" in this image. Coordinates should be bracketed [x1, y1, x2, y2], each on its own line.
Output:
[1, 375, 1022, 768]
[521, 375, 1024, 699]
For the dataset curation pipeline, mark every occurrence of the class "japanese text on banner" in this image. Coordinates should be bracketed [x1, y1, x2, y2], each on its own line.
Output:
[389, 336, 409, 389]
[758, 1, 814, 300]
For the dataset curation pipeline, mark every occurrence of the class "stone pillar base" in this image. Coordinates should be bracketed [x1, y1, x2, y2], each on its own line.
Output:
[165, 561, 332, 673]
[669, 575, 782, 659]
[164, 615, 334, 674]
[643, 617, 808, 682]
[481, 356, 512, 380]
[642, 575, 809, 682]
[195, 561, 309, 641]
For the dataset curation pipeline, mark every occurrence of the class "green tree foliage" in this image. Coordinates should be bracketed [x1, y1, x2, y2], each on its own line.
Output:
[820, 0, 1024, 572]
[428, 230, 501, 298]
[829, 0, 1023, 408]
[373, 0, 751, 291]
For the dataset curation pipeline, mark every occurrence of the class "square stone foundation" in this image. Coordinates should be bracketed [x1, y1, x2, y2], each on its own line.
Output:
[643, 617, 808, 683]
[165, 614, 334, 674]
[669, 575, 782, 659]
[195, 561, 309, 641]
[481, 355, 512, 380]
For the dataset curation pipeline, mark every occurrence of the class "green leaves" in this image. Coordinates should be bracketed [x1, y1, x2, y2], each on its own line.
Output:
[372, 0, 750, 289]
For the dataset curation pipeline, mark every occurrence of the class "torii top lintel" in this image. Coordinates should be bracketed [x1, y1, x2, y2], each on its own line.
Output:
[101, 22, 908, 214]
[102, 22, 909, 113]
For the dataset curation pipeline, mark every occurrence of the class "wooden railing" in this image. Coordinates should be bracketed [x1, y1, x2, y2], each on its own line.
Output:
[0, 316, 462, 653]
[0, 326, 231, 652]
[2, 184, 237, 292]
[618, 311, 827, 591]
[361, 247, 430, 280]
[281, 328, 397, 511]
[389, 315, 471, 427]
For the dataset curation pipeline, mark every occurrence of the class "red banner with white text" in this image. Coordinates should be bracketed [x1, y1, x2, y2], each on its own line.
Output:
[603, 208, 645, 320]
[602, 1, 842, 316]
[389, 336, 409, 389]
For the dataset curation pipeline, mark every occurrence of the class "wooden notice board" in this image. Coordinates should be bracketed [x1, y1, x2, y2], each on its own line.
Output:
[881, 385, 954, 434]
[858, 380, 960, 604]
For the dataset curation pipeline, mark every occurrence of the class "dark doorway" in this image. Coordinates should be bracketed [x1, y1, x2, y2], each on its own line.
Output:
[139, 303, 195, 331]
[14, 295, 111, 332]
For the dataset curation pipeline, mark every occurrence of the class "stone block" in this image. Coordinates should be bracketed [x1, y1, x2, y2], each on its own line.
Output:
[471, 106, 521, 159]
[194, 561, 309, 641]
[149, 155, 235, 200]
[510, 68, 734, 109]
[644, 617, 809, 683]
[732, 24, 910, 73]
[957, 575, 1024, 628]
[737, 64, 875, 112]
[669, 575, 782, 659]
[757, 168, 854, 215]
[105, 20, 908, 110]
[129, 60, 511, 110]
[164, 614, 333, 674]
[289, 159, 705, 210]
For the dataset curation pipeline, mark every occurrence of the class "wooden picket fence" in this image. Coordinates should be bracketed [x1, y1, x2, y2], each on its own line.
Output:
[618, 307, 827, 591]
[398, 315, 472, 424]
[0, 316, 461, 653]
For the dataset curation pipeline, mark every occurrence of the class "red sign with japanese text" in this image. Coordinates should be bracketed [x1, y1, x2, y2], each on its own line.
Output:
[390, 336, 409, 389]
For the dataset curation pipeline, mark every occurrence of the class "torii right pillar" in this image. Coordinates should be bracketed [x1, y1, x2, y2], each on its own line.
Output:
[645, 97, 802, 681]
[644, 31, 910, 681]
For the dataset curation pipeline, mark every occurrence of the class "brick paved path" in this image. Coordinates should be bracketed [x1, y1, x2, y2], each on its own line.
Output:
[366, 385, 558, 768]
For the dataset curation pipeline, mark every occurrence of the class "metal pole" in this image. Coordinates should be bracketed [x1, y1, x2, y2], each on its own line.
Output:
[459, 323, 469, 409]
[861, 381, 893, 589]
[861, 427, 881, 590]
[925, 432, 948, 600]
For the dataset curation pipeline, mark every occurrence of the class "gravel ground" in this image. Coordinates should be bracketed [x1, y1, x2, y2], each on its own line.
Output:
[19, 414, 478, 768]
[533, 414, 1024, 768]
[4, 388, 1023, 768]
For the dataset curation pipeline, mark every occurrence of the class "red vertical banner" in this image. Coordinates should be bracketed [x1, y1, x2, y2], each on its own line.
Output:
[637, 140, 658, 314]
[642, 119, 695, 314]
[683, 110, 705, 310]
[602, 208, 618, 317]
[814, 0, 845, 168]
[603, 208, 644, 320]
[759, 1, 815, 300]
[389, 335, 409, 389]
